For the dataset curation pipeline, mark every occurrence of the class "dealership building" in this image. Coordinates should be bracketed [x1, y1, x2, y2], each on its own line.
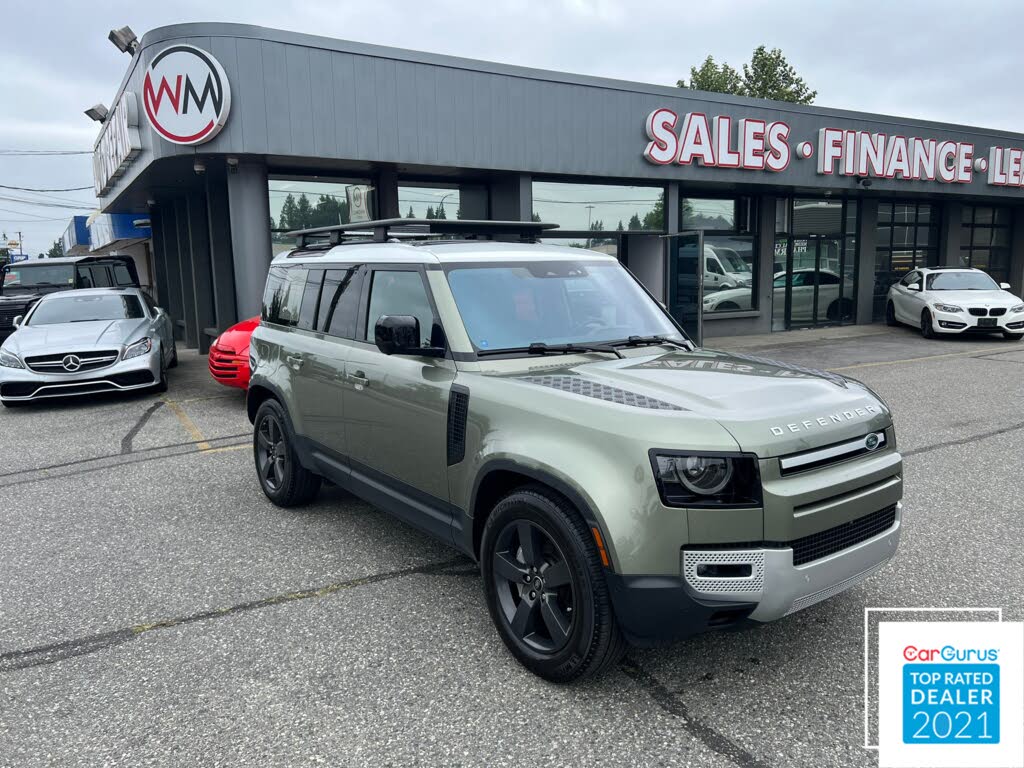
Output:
[91, 22, 1024, 351]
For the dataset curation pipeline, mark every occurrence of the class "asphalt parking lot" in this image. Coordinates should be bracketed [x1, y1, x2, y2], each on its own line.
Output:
[1, 325, 1022, 768]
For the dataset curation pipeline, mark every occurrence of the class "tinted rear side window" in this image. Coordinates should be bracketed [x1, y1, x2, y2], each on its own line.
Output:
[262, 266, 308, 326]
[298, 269, 324, 331]
[89, 267, 113, 288]
[113, 264, 135, 286]
[319, 267, 364, 340]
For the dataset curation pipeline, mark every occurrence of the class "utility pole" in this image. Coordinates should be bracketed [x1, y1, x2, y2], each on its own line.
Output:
[585, 205, 595, 248]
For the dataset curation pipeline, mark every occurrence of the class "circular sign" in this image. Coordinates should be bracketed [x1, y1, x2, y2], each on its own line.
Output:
[865, 433, 880, 451]
[142, 44, 231, 146]
[61, 354, 82, 372]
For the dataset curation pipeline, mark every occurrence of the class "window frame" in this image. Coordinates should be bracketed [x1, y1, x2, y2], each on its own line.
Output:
[357, 264, 447, 355]
[961, 205, 1012, 282]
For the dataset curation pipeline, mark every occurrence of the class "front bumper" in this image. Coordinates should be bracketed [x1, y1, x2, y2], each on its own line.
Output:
[0, 350, 161, 401]
[683, 502, 901, 621]
[208, 345, 250, 389]
[932, 308, 1024, 334]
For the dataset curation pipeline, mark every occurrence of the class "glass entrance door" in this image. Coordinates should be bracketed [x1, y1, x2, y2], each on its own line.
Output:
[783, 236, 854, 329]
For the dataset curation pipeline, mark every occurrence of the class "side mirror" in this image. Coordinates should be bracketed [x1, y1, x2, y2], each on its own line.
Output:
[1000, 282, 1012, 290]
[11, 315, 21, 329]
[907, 283, 921, 292]
[374, 314, 447, 358]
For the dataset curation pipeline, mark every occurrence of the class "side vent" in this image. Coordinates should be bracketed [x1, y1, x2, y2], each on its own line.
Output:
[446, 385, 470, 466]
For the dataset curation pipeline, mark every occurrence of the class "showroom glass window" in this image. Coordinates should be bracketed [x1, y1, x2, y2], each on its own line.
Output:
[873, 202, 938, 320]
[681, 197, 758, 315]
[397, 182, 488, 221]
[533, 181, 666, 261]
[268, 178, 375, 257]
[961, 206, 1012, 284]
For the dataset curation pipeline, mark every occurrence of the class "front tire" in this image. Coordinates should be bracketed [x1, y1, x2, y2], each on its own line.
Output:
[168, 341, 178, 369]
[886, 302, 898, 327]
[253, 398, 321, 506]
[481, 486, 626, 683]
[920, 309, 935, 339]
[1004, 331, 1024, 341]
[152, 352, 169, 393]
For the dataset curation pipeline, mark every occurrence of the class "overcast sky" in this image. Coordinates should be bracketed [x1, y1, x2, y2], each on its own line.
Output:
[2, 0, 1022, 255]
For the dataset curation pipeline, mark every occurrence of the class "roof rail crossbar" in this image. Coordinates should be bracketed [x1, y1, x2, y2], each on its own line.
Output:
[286, 218, 560, 247]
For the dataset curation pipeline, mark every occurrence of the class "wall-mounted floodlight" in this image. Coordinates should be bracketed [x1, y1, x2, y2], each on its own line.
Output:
[108, 26, 139, 54]
[84, 104, 109, 122]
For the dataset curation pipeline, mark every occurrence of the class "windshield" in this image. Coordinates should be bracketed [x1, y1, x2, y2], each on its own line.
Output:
[926, 271, 999, 291]
[445, 260, 682, 352]
[2, 264, 75, 290]
[714, 248, 751, 273]
[28, 294, 144, 325]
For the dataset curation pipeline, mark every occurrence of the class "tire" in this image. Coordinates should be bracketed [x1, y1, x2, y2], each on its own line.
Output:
[481, 486, 627, 683]
[1004, 332, 1024, 341]
[152, 352, 169, 393]
[168, 341, 178, 369]
[885, 302, 898, 327]
[253, 398, 321, 506]
[715, 301, 740, 311]
[920, 309, 935, 339]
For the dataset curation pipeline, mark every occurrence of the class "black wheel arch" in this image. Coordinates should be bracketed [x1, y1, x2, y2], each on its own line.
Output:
[468, 460, 613, 570]
[246, 377, 286, 424]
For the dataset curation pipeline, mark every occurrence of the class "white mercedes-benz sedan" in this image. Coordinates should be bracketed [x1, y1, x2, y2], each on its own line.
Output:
[885, 267, 1024, 340]
[0, 287, 176, 406]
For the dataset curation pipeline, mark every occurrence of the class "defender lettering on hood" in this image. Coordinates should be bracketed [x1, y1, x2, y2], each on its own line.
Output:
[770, 405, 881, 436]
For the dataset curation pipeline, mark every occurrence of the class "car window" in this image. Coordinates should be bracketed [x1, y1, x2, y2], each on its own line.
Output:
[818, 272, 840, 285]
[298, 269, 324, 331]
[113, 264, 134, 286]
[364, 270, 435, 347]
[141, 292, 159, 316]
[706, 258, 724, 275]
[318, 267, 364, 340]
[900, 271, 919, 287]
[773, 274, 787, 289]
[89, 266, 113, 288]
[262, 266, 308, 327]
[4, 264, 76, 288]
[791, 272, 810, 287]
[926, 271, 1000, 291]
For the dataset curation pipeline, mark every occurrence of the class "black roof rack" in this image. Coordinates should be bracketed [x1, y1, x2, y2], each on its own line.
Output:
[285, 218, 560, 248]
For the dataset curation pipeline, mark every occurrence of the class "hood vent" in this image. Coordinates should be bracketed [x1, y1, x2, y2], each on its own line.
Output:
[519, 375, 685, 411]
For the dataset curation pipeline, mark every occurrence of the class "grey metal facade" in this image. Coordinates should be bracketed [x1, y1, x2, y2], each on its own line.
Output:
[96, 22, 1024, 347]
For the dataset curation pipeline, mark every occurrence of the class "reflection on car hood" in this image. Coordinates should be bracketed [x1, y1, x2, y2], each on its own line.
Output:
[5, 319, 147, 354]
[507, 348, 892, 457]
[925, 290, 1021, 305]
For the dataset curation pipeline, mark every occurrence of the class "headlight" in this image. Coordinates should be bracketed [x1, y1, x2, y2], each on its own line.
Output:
[0, 349, 24, 369]
[933, 303, 963, 313]
[1011, 303, 1024, 313]
[651, 452, 762, 508]
[123, 337, 153, 360]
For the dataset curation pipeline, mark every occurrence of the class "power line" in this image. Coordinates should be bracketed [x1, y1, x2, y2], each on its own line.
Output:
[0, 149, 92, 156]
[0, 184, 93, 192]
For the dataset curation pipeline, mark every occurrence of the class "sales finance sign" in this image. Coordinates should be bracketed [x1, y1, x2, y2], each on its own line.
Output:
[143, 44, 231, 145]
[876, 621, 1023, 768]
[643, 109, 1024, 188]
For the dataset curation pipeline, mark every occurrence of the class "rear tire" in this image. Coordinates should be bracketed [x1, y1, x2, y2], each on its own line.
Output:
[715, 301, 740, 311]
[1004, 332, 1024, 341]
[885, 302, 898, 327]
[253, 398, 321, 506]
[481, 486, 627, 683]
[920, 309, 935, 339]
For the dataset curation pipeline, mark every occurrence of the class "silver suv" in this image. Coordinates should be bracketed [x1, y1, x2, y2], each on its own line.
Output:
[247, 219, 903, 682]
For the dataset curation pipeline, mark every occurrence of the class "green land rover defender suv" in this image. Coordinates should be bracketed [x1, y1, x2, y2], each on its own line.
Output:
[247, 219, 903, 682]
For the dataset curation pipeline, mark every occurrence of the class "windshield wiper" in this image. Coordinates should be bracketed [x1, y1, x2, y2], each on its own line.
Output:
[616, 335, 694, 352]
[528, 342, 624, 359]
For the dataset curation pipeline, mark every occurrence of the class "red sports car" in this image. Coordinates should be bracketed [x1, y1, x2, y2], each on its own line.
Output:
[208, 317, 259, 389]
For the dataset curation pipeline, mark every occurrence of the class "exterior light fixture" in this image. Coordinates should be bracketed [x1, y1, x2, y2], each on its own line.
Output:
[858, 177, 873, 188]
[193, 159, 207, 175]
[108, 26, 139, 54]
[84, 104, 109, 122]
[226, 157, 240, 173]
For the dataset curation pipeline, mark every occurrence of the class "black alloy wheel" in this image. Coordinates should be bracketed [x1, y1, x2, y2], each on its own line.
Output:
[886, 302, 898, 327]
[253, 399, 321, 506]
[481, 487, 627, 683]
[256, 412, 288, 493]
[492, 519, 576, 654]
[920, 309, 935, 339]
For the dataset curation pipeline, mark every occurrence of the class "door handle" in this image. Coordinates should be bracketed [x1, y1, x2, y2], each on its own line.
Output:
[349, 370, 369, 387]
[286, 354, 304, 370]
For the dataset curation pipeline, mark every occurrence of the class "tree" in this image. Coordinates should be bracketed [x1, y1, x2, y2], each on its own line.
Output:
[294, 194, 313, 229]
[435, 202, 447, 220]
[279, 194, 298, 231]
[678, 46, 816, 104]
[616, 220, 624, 232]
[530, 211, 542, 222]
[45, 239, 64, 259]
[678, 55, 743, 95]
[642, 195, 665, 231]
[742, 46, 816, 104]
[425, 206, 435, 220]
[627, 213, 643, 231]
[406, 206, 415, 219]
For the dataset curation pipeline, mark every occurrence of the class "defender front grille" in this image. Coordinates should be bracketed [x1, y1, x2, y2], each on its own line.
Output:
[25, 350, 120, 373]
[779, 431, 886, 476]
[788, 505, 897, 566]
